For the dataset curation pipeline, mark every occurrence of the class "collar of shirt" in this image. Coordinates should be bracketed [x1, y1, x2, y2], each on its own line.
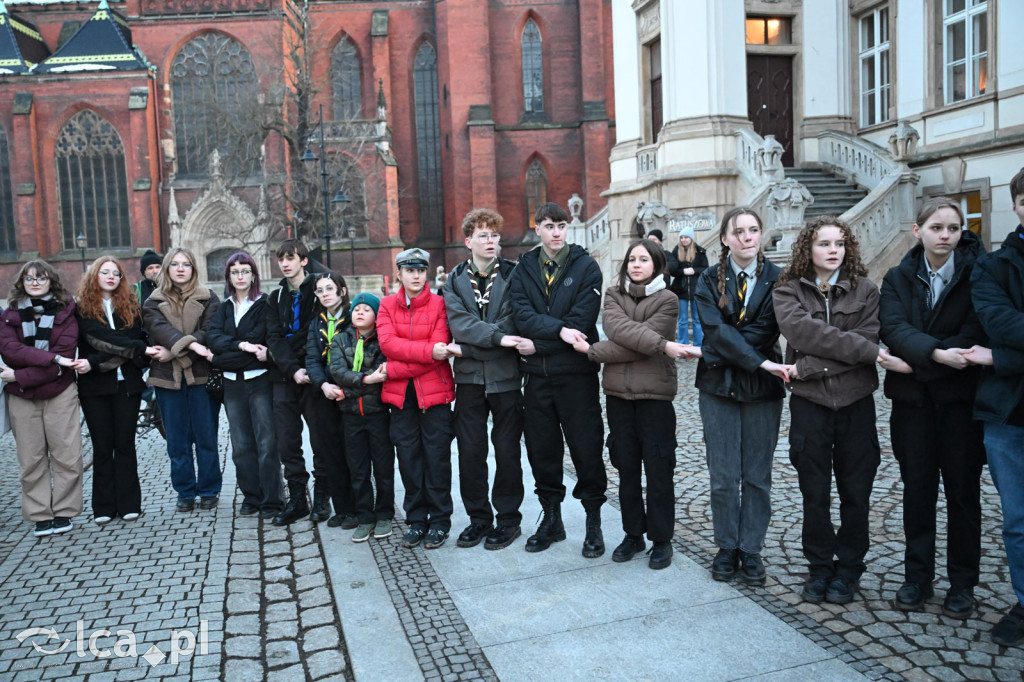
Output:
[468, 257, 497, 277]
[814, 269, 841, 287]
[728, 256, 758, 305]
[926, 251, 955, 285]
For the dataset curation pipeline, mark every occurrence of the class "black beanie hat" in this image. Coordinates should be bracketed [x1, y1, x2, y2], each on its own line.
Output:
[140, 250, 162, 274]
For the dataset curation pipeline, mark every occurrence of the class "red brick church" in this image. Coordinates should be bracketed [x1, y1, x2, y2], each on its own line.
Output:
[0, 0, 613, 287]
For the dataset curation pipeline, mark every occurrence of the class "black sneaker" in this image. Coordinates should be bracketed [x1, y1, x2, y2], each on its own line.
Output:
[402, 527, 426, 548]
[825, 576, 858, 605]
[340, 514, 360, 530]
[739, 551, 766, 586]
[51, 518, 73, 534]
[611, 535, 646, 563]
[648, 541, 672, 570]
[711, 548, 739, 581]
[894, 582, 934, 611]
[33, 520, 53, 538]
[992, 604, 1024, 646]
[424, 528, 448, 550]
[484, 525, 521, 551]
[942, 588, 977, 619]
[176, 498, 195, 512]
[259, 508, 280, 520]
[801, 577, 829, 604]
[199, 496, 219, 510]
[457, 523, 493, 548]
[238, 503, 259, 516]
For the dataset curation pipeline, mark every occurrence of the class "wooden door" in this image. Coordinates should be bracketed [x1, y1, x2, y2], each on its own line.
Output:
[747, 55, 794, 167]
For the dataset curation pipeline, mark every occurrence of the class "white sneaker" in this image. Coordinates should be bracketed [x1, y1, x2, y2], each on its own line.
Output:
[121, 513, 140, 522]
[95, 516, 113, 526]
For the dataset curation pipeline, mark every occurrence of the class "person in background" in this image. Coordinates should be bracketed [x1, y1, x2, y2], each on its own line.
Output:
[668, 226, 708, 345]
[207, 252, 283, 520]
[0, 260, 85, 537]
[76, 256, 159, 526]
[646, 229, 664, 246]
[143, 247, 221, 513]
[134, 249, 162, 305]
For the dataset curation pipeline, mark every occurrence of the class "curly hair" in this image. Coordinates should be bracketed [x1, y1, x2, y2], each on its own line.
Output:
[715, 206, 765, 309]
[461, 208, 504, 238]
[617, 239, 668, 291]
[776, 215, 869, 288]
[9, 260, 71, 306]
[76, 256, 141, 328]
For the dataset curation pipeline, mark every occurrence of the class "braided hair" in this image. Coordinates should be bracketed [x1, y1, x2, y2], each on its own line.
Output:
[715, 206, 765, 309]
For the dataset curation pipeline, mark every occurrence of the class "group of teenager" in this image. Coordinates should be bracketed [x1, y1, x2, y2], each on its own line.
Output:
[4, 170, 1024, 648]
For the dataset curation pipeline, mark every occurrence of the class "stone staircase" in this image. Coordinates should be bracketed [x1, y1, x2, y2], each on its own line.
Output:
[786, 167, 868, 218]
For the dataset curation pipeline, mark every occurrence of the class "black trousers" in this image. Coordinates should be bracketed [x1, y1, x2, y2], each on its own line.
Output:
[343, 411, 396, 524]
[272, 381, 352, 513]
[391, 395, 454, 532]
[607, 396, 676, 543]
[81, 384, 142, 518]
[789, 394, 880, 583]
[454, 384, 525, 527]
[523, 372, 607, 510]
[891, 400, 984, 589]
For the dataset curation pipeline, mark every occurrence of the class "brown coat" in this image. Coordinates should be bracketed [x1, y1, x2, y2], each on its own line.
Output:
[142, 285, 220, 390]
[773, 273, 880, 410]
[587, 281, 678, 401]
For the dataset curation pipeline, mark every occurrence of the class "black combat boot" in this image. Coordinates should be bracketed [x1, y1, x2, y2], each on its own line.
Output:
[309, 479, 331, 523]
[272, 482, 310, 526]
[525, 498, 566, 553]
[582, 509, 604, 558]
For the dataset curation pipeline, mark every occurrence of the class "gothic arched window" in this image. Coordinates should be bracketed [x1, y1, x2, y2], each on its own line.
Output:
[525, 159, 547, 228]
[0, 126, 15, 255]
[55, 110, 130, 250]
[332, 36, 363, 120]
[414, 43, 443, 238]
[522, 19, 544, 115]
[170, 33, 258, 178]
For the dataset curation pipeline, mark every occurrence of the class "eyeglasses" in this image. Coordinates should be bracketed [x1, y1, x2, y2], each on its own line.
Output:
[314, 286, 338, 296]
[170, 262, 193, 270]
[472, 233, 500, 242]
[229, 269, 252, 277]
[23, 275, 49, 284]
[98, 270, 123, 279]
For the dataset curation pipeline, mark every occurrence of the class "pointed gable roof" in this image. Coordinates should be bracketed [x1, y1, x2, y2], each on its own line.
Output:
[34, 0, 150, 73]
[0, 0, 50, 75]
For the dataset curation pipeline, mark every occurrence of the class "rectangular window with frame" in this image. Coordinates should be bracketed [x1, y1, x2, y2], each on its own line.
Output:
[858, 6, 890, 127]
[649, 38, 662, 142]
[943, 0, 987, 104]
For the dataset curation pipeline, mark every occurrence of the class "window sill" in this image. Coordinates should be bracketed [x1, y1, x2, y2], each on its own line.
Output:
[921, 92, 996, 119]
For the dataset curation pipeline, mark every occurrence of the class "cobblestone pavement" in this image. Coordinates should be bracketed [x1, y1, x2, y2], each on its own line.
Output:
[0, 409, 351, 681]
[656, 362, 1024, 682]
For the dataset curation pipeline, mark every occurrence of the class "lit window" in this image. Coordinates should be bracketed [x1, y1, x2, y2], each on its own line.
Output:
[414, 43, 444, 239]
[959, 191, 983, 236]
[332, 36, 362, 120]
[525, 159, 547, 229]
[859, 7, 891, 127]
[55, 110, 131, 250]
[522, 19, 544, 115]
[745, 17, 791, 45]
[943, 0, 987, 104]
[0, 126, 14, 254]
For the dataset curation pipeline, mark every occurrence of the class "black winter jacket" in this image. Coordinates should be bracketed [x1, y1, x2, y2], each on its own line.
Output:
[694, 259, 785, 402]
[668, 244, 709, 300]
[305, 308, 351, 390]
[509, 244, 602, 376]
[328, 327, 386, 415]
[265, 274, 318, 383]
[207, 295, 271, 373]
[880, 231, 986, 406]
[971, 226, 1024, 425]
[76, 307, 150, 397]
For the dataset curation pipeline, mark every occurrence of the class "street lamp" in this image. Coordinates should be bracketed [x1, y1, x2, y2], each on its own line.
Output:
[301, 104, 353, 271]
[75, 233, 87, 272]
[347, 225, 357, 278]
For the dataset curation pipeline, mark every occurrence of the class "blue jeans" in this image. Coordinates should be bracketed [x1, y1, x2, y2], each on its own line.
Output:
[699, 391, 781, 554]
[678, 298, 703, 345]
[223, 374, 282, 512]
[156, 383, 221, 500]
[984, 422, 1024, 605]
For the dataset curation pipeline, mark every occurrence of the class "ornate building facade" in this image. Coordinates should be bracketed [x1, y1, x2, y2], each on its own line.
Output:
[0, 0, 614, 287]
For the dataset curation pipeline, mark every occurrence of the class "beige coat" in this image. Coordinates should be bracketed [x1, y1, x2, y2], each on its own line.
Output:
[587, 280, 678, 401]
[142, 286, 220, 389]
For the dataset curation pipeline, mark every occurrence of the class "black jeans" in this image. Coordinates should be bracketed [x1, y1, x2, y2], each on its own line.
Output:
[81, 384, 142, 518]
[607, 396, 676, 543]
[523, 372, 606, 510]
[891, 400, 984, 589]
[223, 374, 283, 513]
[454, 384, 525, 527]
[343, 411, 395, 524]
[391, 396, 454, 532]
[789, 394, 880, 583]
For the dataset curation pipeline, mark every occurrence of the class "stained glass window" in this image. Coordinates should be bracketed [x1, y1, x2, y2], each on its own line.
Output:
[522, 19, 544, 114]
[0, 126, 15, 254]
[332, 36, 363, 120]
[525, 159, 547, 229]
[414, 43, 443, 239]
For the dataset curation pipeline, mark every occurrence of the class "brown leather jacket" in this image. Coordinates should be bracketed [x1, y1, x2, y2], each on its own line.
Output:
[587, 280, 678, 401]
[773, 273, 880, 410]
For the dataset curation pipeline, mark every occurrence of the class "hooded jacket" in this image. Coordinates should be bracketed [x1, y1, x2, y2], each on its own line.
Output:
[442, 257, 522, 394]
[587, 278, 678, 401]
[508, 243, 602, 377]
[143, 286, 220, 389]
[376, 287, 454, 409]
[971, 225, 1024, 425]
[880, 230, 986, 406]
[774, 271, 881, 411]
[0, 300, 78, 401]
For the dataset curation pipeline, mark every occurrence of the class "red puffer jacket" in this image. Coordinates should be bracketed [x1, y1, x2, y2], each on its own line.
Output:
[377, 287, 454, 409]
